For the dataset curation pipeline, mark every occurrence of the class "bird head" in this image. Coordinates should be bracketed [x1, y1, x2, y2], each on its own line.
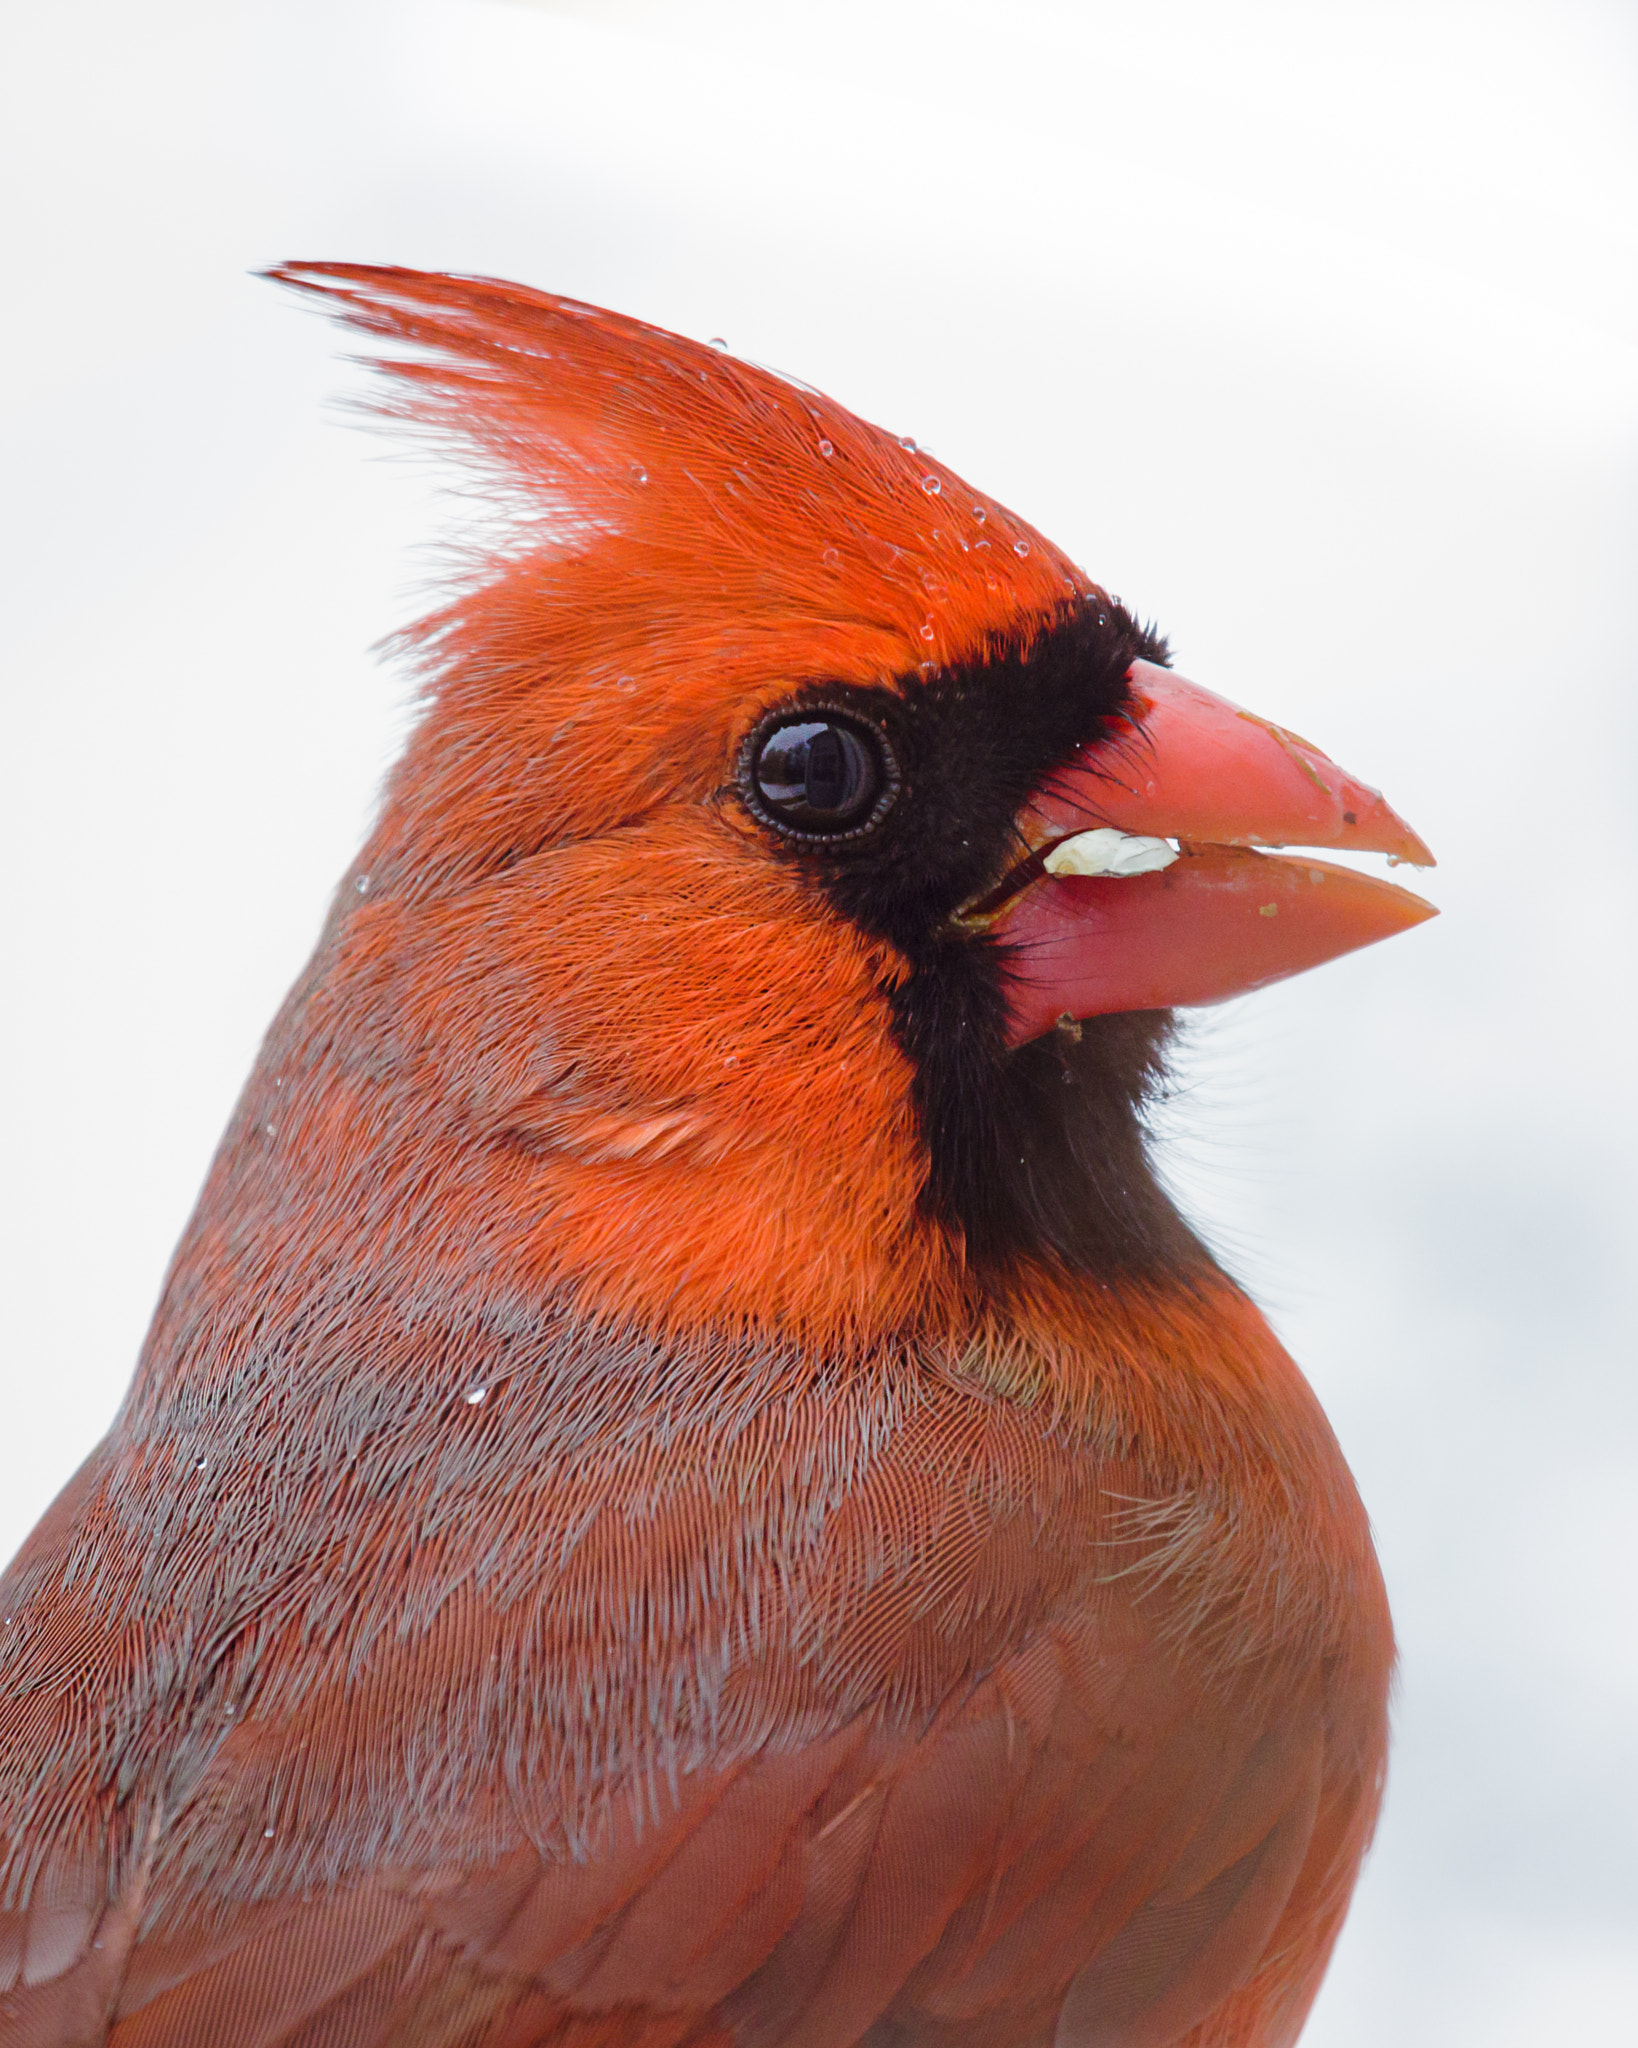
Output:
[255, 265, 1434, 1349]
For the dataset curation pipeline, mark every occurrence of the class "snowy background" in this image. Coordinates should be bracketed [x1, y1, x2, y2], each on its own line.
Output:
[3, 2, 1635, 2040]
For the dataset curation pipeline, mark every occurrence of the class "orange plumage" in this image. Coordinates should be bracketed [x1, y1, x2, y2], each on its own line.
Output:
[0, 267, 1429, 2047]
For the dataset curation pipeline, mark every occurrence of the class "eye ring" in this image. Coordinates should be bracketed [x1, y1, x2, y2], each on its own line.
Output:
[738, 704, 901, 845]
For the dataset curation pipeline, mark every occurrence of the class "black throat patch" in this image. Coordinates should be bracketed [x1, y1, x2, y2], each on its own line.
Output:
[765, 599, 1216, 1282]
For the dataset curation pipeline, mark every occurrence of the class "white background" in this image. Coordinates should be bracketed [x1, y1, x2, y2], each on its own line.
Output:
[3, 2, 1635, 2040]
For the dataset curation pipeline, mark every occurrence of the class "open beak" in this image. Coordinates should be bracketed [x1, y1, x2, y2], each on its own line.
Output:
[977, 660, 1438, 1047]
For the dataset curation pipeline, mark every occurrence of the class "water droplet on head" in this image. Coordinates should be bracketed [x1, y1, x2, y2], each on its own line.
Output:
[708, 336, 729, 351]
[898, 435, 918, 452]
[818, 438, 834, 457]
[1013, 540, 1031, 557]
[263, 1827, 275, 1839]
[263, 1123, 276, 1140]
[972, 506, 986, 524]
[614, 676, 637, 694]
[464, 1383, 489, 1406]
[920, 474, 941, 496]
[919, 620, 936, 642]
[629, 464, 648, 485]
[822, 545, 842, 567]
[355, 874, 370, 894]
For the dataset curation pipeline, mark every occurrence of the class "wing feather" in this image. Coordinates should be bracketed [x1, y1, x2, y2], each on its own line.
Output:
[1, 1625, 1367, 2048]
[1, 1322, 1387, 2048]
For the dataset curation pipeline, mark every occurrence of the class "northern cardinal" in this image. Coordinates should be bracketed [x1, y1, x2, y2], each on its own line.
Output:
[0, 267, 1435, 2048]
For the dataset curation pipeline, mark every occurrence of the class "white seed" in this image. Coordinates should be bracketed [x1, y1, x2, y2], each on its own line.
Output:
[1042, 829, 1179, 879]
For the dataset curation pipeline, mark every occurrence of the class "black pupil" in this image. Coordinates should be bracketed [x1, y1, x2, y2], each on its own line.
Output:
[754, 718, 880, 830]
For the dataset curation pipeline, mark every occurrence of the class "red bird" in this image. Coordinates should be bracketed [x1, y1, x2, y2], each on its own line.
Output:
[0, 267, 1435, 2048]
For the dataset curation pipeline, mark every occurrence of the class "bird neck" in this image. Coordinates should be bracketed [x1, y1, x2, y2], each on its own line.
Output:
[123, 882, 1257, 1460]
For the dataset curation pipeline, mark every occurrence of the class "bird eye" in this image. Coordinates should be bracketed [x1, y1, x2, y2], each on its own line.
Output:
[743, 712, 897, 840]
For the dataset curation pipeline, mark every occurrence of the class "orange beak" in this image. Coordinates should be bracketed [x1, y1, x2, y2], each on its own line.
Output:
[984, 660, 1438, 1046]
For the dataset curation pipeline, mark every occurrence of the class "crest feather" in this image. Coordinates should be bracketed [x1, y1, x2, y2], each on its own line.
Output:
[269, 265, 1106, 879]
[270, 264, 1091, 661]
